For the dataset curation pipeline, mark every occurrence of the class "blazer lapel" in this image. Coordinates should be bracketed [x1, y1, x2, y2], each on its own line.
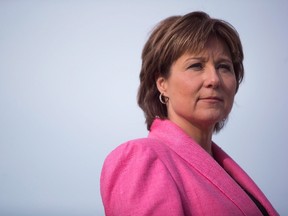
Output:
[213, 144, 278, 215]
[149, 119, 262, 214]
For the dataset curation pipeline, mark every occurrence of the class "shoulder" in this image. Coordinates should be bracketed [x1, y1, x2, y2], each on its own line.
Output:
[100, 138, 184, 215]
[102, 137, 166, 169]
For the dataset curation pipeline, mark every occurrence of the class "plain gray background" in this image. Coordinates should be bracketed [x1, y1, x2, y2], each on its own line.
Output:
[1, 0, 287, 215]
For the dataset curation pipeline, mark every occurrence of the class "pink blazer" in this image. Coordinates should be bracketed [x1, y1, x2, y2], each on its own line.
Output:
[101, 119, 278, 215]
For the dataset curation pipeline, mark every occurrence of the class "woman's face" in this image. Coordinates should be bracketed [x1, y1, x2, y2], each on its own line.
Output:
[157, 37, 237, 132]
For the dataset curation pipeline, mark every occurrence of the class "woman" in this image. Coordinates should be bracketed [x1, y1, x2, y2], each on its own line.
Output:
[100, 11, 278, 215]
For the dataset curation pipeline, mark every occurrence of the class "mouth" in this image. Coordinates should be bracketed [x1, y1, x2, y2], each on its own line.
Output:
[199, 96, 223, 103]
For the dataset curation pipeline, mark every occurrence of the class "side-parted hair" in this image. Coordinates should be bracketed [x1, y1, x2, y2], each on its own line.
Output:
[137, 11, 244, 131]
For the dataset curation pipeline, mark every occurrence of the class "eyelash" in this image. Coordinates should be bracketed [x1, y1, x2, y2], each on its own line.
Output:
[188, 63, 203, 70]
[217, 64, 232, 72]
[188, 63, 233, 72]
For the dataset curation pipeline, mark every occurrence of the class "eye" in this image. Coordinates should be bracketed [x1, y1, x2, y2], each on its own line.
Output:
[187, 63, 203, 71]
[217, 63, 233, 73]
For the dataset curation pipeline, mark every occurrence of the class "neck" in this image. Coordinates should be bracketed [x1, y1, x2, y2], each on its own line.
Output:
[169, 118, 214, 156]
[192, 130, 213, 156]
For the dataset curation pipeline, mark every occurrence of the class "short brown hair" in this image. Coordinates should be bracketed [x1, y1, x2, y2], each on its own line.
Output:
[137, 11, 244, 131]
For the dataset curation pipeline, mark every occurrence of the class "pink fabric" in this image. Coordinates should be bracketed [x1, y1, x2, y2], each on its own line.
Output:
[100, 119, 278, 215]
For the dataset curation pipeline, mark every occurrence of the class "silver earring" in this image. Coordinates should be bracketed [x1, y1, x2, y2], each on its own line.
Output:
[159, 93, 168, 104]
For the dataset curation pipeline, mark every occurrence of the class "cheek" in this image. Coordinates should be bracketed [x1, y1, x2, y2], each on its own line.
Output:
[227, 80, 236, 107]
[223, 77, 237, 105]
[167, 75, 187, 96]
[173, 80, 198, 103]
[225, 76, 237, 94]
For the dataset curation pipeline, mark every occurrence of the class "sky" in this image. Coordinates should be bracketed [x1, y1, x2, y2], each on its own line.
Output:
[0, 0, 287, 215]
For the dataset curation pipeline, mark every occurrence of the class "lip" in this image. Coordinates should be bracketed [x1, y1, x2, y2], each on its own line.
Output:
[199, 96, 223, 103]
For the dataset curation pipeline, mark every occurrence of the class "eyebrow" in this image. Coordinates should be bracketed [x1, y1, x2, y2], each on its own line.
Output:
[184, 57, 208, 62]
[184, 56, 232, 63]
[217, 57, 233, 64]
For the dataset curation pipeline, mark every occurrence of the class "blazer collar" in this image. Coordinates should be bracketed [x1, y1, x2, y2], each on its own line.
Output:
[148, 118, 269, 214]
[213, 144, 278, 215]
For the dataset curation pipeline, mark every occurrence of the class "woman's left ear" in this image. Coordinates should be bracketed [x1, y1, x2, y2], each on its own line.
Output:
[156, 77, 167, 94]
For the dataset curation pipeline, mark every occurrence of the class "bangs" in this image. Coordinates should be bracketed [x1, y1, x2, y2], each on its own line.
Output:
[169, 18, 241, 61]
[165, 19, 216, 64]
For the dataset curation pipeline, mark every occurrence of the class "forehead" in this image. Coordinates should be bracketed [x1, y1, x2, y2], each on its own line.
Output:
[183, 36, 232, 59]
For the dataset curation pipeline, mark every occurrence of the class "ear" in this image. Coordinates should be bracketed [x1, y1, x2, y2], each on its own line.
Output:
[156, 76, 168, 94]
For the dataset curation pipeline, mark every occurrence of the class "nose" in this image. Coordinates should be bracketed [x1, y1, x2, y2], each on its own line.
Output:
[204, 66, 221, 88]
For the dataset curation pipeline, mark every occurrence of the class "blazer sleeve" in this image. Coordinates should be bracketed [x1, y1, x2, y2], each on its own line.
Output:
[100, 139, 184, 216]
